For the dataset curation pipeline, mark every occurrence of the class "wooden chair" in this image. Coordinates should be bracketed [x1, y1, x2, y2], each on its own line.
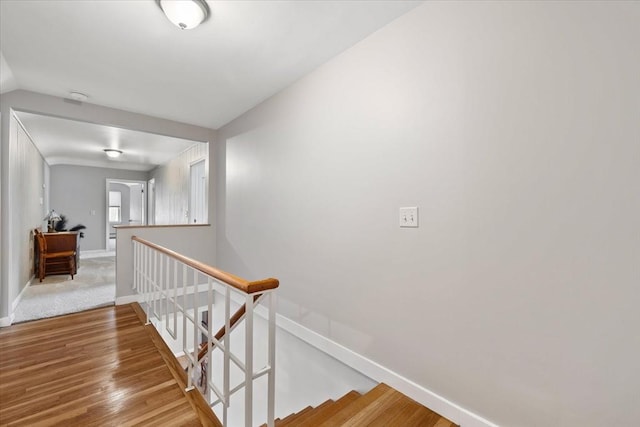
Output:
[34, 229, 76, 282]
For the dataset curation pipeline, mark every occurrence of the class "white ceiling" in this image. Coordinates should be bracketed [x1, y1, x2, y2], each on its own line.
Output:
[15, 111, 201, 172]
[0, 0, 420, 129]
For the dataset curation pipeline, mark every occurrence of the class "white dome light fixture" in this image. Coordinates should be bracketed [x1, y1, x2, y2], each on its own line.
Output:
[156, 0, 210, 30]
[104, 149, 123, 159]
[69, 91, 88, 102]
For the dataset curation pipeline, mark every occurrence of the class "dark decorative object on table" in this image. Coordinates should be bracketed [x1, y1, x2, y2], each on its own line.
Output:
[54, 214, 87, 238]
[54, 214, 68, 231]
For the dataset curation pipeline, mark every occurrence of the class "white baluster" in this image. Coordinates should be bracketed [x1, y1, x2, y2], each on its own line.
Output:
[224, 286, 231, 426]
[267, 291, 276, 427]
[245, 293, 254, 427]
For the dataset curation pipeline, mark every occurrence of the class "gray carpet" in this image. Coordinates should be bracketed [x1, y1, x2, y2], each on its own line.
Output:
[12, 256, 116, 323]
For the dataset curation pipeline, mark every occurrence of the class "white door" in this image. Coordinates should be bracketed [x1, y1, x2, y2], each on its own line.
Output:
[189, 160, 206, 224]
[129, 183, 144, 225]
[147, 178, 155, 225]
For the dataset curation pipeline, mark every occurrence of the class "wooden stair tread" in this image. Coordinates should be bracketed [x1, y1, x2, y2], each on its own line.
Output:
[316, 383, 393, 427]
[434, 419, 458, 427]
[361, 397, 423, 427]
[276, 405, 313, 427]
[296, 390, 362, 427]
[272, 401, 333, 427]
[340, 383, 408, 427]
[405, 406, 455, 427]
[268, 384, 457, 427]
[301, 399, 335, 418]
[319, 383, 457, 427]
[278, 399, 334, 426]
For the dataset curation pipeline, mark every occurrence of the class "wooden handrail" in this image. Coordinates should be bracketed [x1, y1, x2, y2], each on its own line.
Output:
[132, 236, 279, 294]
[196, 294, 263, 362]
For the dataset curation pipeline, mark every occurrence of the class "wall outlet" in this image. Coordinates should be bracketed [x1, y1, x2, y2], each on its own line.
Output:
[399, 207, 418, 228]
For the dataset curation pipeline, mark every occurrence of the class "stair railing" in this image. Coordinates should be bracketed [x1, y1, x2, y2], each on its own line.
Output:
[132, 236, 279, 427]
[195, 294, 263, 375]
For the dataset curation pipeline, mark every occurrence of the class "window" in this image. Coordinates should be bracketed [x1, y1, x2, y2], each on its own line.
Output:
[109, 207, 121, 222]
[109, 191, 122, 223]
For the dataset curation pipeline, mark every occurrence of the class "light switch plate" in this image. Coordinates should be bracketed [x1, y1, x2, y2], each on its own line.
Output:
[399, 207, 418, 228]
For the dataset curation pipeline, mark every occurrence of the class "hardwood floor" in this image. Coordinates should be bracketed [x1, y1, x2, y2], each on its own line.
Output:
[0, 304, 213, 426]
[1, 304, 456, 427]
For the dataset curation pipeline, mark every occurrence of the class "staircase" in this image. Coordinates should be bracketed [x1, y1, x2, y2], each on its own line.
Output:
[262, 383, 458, 427]
[133, 237, 455, 427]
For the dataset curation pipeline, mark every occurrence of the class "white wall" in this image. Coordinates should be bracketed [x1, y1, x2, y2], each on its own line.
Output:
[216, 2, 640, 426]
[150, 142, 208, 224]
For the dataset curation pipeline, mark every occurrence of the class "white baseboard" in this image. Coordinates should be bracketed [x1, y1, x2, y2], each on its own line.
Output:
[233, 290, 498, 426]
[8, 276, 35, 325]
[0, 314, 14, 328]
[115, 294, 141, 305]
[234, 292, 496, 427]
[273, 314, 498, 427]
[12, 275, 34, 312]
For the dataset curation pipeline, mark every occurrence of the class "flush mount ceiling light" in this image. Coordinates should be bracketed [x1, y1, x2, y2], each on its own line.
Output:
[156, 0, 210, 30]
[69, 91, 88, 102]
[104, 149, 123, 159]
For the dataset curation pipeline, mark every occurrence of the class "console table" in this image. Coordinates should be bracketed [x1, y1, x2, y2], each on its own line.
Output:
[35, 231, 80, 277]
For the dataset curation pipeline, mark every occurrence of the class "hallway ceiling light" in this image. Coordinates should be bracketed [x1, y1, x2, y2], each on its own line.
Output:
[156, 0, 210, 30]
[69, 91, 88, 102]
[104, 149, 123, 159]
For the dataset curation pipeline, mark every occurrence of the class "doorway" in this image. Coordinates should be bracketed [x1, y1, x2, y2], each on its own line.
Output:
[105, 179, 147, 251]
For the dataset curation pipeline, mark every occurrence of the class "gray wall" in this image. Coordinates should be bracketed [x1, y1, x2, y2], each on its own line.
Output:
[4, 114, 48, 311]
[50, 165, 148, 251]
[215, 2, 640, 426]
